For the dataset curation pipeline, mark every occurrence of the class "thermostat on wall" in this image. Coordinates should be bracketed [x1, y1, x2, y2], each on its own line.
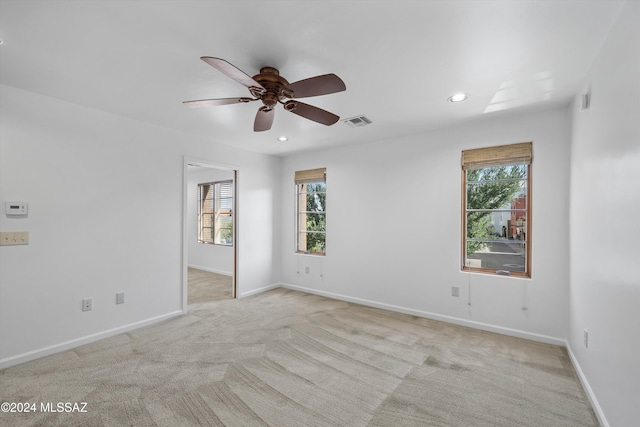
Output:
[5, 202, 28, 216]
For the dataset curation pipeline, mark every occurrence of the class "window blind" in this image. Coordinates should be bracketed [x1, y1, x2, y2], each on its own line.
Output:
[462, 142, 532, 170]
[216, 181, 233, 210]
[295, 168, 326, 184]
[215, 180, 233, 239]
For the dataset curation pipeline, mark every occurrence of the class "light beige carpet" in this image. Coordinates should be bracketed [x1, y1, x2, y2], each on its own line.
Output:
[0, 286, 598, 426]
[188, 268, 233, 303]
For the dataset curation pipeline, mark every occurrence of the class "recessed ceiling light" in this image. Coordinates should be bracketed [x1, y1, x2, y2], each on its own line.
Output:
[277, 136, 288, 142]
[448, 93, 469, 103]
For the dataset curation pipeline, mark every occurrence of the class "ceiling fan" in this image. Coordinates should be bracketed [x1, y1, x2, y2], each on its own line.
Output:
[183, 57, 346, 132]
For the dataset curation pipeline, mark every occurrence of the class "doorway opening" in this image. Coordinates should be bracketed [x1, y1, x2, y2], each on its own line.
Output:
[182, 158, 238, 311]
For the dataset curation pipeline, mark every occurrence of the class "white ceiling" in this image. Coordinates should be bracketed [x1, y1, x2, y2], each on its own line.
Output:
[0, 0, 624, 156]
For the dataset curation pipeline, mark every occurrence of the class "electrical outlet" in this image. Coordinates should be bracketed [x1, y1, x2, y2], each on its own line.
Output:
[116, 292, 125, 304]
[584, 329, 589, 348]
[82, 298, 92, 311]
[452, 286, 459, 297]
[305, 266, 310, 274]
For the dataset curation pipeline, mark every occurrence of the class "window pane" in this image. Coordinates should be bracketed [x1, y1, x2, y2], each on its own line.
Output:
[214, 180, 233, 246]
[466, 212, 527, 241]
[466, 241, 526, 273]
[198, 183, 215, 243]
[299, 232, 326, 254]
[215, 212, 233, 245]
[304, 181, 326, 192]
[218, 198, 232, 210]
[467, 165, 527, 211]
[305, 194, 325, 213]
[299, 212, 326, 232]
[202, 213, 213, 241]
[464, 162, 529, 275]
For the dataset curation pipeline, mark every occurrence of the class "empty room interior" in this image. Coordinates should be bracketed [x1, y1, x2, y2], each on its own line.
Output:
[0, 1, 638, 426]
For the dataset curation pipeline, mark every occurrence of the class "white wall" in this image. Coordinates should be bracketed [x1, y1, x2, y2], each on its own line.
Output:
[568, 1, 640, 426]
[187, 166, 234, 276]
[280, 107, 571, 343]
[0, 84, 281, 367]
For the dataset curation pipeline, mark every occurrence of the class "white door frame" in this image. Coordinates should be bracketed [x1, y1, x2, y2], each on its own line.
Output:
[182, 156, 239, 312]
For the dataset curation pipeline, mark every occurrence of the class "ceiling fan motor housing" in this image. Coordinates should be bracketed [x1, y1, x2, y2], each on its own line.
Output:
[251, 67, 293, 108]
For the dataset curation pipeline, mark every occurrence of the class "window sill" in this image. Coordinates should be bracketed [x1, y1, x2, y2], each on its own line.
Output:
[197, 241, 233, 247]
[295, 251, 326, 257]
[461, 267, 530, 279]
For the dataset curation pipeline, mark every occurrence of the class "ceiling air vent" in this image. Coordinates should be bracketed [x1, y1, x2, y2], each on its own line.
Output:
[343, 115, 372, 128]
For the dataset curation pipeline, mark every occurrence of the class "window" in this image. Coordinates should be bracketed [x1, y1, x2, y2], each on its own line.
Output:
[295, 168, 326, 255]
[462, 142, 531, 277]
[198, 180, 233, 245]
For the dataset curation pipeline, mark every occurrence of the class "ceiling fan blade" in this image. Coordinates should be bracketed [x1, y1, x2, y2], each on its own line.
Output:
[284, 101, 340, 126]
[182, 97, 255, 108]
[254, 107, 275, 132]
[286, 74, 346, 98]
[201, 57, 265, 92]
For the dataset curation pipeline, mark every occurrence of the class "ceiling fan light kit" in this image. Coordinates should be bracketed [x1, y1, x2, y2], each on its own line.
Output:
[184, 57, 346, 132]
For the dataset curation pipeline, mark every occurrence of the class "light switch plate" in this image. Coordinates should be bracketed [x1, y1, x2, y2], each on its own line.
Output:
[0, 231, 29, 245]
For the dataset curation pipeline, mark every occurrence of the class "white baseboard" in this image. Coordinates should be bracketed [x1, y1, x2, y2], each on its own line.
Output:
[278, 282, 565, 346]
[188, 264, 233, 277]
[0, 310, 183, 370]
[238, 283, 280, 298]
[565, 343, 609, 427]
